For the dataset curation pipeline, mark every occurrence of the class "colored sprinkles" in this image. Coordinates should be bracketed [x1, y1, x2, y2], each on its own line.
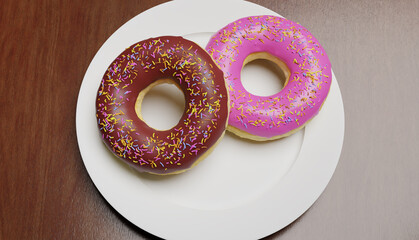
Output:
[206, 15, 332, 139]
[96, 36, 228, 174]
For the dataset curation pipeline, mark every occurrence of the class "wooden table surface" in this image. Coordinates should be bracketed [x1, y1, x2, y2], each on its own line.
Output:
[1, 0, 418, 239]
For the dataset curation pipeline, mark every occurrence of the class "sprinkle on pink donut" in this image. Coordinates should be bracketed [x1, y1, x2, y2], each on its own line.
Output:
[206, 15, 332, 139]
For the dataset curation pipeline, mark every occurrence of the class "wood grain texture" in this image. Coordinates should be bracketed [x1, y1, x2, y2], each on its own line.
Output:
[1, 0, 418, 239]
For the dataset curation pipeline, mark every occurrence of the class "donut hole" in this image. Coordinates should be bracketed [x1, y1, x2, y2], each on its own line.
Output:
[135, 79, 185, 131]
[241, 52, 290, 97]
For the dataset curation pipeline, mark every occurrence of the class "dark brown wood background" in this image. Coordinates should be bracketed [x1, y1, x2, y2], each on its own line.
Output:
[1, 0, 418, 239]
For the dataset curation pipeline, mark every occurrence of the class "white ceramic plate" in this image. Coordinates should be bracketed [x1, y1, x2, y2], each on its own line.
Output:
[76, 0, 345, 239]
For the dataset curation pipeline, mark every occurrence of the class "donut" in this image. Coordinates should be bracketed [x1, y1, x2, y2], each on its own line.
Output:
[206, 15, 332, 141]
[96, 36, 229, 175]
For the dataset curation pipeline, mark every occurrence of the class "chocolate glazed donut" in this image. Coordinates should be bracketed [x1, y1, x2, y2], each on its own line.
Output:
[96, 36, 229, 175]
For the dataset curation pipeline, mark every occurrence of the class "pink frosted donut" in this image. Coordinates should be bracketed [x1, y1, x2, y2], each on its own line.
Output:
[206, 15, 332, 140]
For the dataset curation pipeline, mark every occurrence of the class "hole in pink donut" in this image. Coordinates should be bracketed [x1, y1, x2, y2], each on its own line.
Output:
[241, 53, 290, 97]
[135, 79, 185, 131]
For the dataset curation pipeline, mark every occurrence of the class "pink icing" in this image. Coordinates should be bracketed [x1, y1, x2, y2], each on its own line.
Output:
[206, 15, 332, 138]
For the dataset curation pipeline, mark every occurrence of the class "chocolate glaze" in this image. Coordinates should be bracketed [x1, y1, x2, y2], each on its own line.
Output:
[96, 36, 228, 174]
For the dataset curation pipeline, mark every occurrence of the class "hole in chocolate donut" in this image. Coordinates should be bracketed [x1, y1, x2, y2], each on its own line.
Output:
[135, 79, 185, 131]
[241, 52, 290, 97]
